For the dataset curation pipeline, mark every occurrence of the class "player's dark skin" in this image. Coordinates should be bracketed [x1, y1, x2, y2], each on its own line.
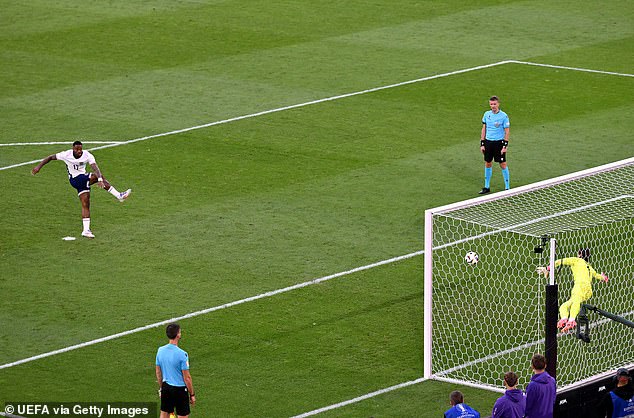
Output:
[32, 143, 111, 218]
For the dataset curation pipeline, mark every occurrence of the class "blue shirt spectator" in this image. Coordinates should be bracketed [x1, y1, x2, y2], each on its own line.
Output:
[445, 391, 481, 418]
[598, 368, 634, 418]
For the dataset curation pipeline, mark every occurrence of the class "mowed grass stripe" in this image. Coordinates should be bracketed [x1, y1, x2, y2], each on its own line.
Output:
[0, 60, 511, 171]
[0, 250, 424, 371]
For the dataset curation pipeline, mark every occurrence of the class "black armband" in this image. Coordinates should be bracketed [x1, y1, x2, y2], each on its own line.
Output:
[480, 140, 485, 147]
[502, 140, 508, 147]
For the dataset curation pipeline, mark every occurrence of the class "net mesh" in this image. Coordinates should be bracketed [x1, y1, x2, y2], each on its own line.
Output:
[428, 160, 634, 390]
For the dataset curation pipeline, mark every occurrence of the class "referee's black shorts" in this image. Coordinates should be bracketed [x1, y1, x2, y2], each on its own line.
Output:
[161, 382, 191, 416]
[483, 139, 506, 163]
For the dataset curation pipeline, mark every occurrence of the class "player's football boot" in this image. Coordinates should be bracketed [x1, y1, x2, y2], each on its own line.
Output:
[118, 189, 132, 202]
[81, 230, 95, 238]
[478, 187, 490, 195]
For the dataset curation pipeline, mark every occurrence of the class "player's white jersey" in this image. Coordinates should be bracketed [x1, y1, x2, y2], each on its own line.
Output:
[55, 149, 96, 178]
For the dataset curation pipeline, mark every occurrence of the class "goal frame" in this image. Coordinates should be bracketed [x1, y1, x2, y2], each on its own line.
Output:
[423, 157, 634, 391]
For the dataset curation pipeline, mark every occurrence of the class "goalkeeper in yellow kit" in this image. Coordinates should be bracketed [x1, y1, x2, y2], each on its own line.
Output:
[537, 248, 609, 332]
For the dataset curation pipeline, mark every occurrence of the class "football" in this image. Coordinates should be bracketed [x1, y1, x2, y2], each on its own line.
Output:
[465, 251, 479, 265]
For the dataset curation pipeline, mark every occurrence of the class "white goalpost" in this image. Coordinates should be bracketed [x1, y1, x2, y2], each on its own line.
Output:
[424, 157, 634, 392]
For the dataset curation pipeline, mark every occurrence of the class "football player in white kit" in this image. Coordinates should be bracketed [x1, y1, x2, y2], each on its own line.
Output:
[31, 141, 131, 238]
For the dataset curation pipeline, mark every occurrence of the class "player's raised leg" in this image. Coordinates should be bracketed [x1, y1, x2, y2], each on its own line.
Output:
[558, 299, 573, 330]
[89, 174, 131, 202]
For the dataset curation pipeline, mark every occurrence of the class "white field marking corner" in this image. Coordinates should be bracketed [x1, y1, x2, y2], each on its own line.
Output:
[1, 60, 631, 173]
[2, 60, 631, 172]
[1, 60, 509, 172]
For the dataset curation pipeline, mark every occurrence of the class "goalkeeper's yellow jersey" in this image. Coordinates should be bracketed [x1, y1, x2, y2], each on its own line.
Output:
[555, 257, 604, 299]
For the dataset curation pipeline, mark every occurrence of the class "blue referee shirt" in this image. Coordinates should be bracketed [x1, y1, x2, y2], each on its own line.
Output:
[482, 110, 510, 140]
[156, 343, 189, 387]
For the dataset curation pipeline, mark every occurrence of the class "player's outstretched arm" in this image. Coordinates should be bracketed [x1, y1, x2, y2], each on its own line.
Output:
[31, 154, 57, 175]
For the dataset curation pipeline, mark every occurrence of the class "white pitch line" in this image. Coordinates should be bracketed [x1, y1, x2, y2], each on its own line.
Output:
[292, 309, 634, 417]
[0, 60, 514, 172]
[291, 377, 428, 418]
[0, 249, 424, 370]
[2, 59, 630, 173]
[0, 141, 123, 147]
[509, 60, 634, 77]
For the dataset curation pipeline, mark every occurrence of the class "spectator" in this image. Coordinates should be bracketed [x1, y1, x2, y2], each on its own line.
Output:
[525, 354, 556, 418]
[492, 371, 526, 418]
[444, 390, 481, 418]
[597, 368, 634, 418]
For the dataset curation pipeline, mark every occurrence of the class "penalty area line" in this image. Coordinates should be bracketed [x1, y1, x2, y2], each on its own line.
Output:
[0, 59, 630, 173]
[0, 60, 514, 172]
[0, 250, 424, 371]
[509, 60, 634, 77]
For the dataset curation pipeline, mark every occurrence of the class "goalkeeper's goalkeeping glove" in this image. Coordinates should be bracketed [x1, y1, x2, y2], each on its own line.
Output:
[536, 266, 550, 278]
[601, 272, 609, 283]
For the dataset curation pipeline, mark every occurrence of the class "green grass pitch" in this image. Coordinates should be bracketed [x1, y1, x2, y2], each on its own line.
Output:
[1, 1, 633, 416]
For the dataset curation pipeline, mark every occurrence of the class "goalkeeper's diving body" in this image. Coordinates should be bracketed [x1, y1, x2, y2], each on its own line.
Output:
[537, 248, 608, 332]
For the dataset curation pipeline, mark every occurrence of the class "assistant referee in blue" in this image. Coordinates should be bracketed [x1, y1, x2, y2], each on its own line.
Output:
[156, 323, 196, 417]
[479, 95, 510, 194]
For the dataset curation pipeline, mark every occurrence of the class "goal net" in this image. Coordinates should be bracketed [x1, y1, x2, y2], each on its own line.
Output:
[424, 157, 634, 392]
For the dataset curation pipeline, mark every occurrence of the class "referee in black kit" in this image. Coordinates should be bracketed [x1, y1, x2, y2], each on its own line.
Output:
[155, 323, 196, 417]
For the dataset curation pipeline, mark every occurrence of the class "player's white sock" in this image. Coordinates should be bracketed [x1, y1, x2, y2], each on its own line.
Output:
[107, 186, 120, 198]
[82, 218, 90, 232]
